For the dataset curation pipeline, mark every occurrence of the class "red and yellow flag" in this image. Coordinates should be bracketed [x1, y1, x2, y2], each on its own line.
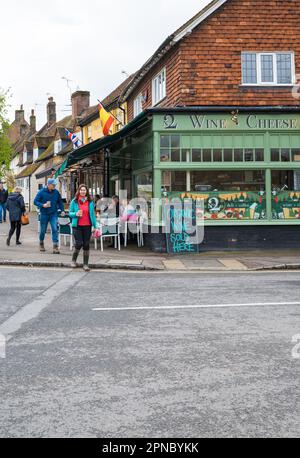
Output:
[99, 102, 114, 136]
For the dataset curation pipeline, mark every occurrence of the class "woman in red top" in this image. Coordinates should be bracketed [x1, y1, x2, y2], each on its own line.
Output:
[69, 184, 96, 272]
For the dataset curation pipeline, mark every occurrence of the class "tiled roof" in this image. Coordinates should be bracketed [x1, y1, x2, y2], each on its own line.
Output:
[79, 74, 136, 127]
[120, 0, 227, 100]
[16, 163, 41, 179]
[101, 74, 136, 108]
[12, 130, 35, 158]
[79, 104, 98, 120]
[57, 142, 73, 156]
[34, 136, 53, 148]
[35, 141, 55, 163]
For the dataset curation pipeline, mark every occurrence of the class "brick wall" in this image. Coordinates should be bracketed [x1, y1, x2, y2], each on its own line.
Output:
[127, 44, 182, 121]
[127, 0, 300, 121]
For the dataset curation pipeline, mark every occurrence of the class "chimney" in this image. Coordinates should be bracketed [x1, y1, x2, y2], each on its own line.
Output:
[30, 109, 36, 132]
[15, 104, 25, 123]
[20, 123, 27, 137]
[47, 97, 56, 126]
[71, 90, 90, 119]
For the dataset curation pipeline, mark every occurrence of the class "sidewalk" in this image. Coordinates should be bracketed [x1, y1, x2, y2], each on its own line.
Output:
[1, 215, 300, 271]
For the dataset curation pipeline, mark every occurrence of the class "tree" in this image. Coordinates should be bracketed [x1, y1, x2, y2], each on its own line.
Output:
[0, 88, 12, 179]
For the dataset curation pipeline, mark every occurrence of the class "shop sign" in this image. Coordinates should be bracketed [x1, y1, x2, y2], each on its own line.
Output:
[272, 191, 300, 219]
[165, 191, 267, 221]
[162, 113, 299, 131]
[163, 201, 199, 254]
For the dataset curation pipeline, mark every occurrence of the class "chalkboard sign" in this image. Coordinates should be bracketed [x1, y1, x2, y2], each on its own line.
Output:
[163, 200, 199, 254]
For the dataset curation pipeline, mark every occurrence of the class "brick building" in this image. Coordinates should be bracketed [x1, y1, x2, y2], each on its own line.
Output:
[59, 0, 300, 250]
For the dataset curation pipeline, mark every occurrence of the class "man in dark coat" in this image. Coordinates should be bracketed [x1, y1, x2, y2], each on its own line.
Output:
[6, 187, 26, 246]
[0, 181, 8, 223]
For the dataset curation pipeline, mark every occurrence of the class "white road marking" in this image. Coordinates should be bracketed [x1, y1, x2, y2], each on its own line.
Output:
[93, 301, 300, 311]
[0, 272, 86, 341]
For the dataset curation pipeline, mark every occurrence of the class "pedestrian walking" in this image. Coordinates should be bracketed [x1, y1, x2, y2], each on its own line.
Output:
[6, 187, 26, 246]
[34, 178, 65, 254]
[69, 184, 97, 272]
[0, 181, 8, 223]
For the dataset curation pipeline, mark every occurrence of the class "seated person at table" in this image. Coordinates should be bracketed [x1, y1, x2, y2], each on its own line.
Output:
[103, 195, 120, 217]
[120, 199, 137, 222]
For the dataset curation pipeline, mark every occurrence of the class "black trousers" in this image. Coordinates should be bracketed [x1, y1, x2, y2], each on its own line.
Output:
[73, 226, 92, 251]
[8, 221, 21, 242]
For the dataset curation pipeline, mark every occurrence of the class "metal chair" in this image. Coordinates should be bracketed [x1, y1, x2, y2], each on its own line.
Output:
[58, 216, 73, 250]
[94, 217, 121, 251]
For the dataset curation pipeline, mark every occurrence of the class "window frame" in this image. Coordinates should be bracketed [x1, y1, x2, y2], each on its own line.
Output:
[241, 51, 295, 86]
[152, 68, 166, 106]
[133, 93, 144, 118]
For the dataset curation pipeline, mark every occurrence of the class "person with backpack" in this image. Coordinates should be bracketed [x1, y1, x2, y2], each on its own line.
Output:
[6, 186, 26, 246]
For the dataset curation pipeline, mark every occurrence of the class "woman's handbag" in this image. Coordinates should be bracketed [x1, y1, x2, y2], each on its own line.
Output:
[21, 214, 29, 226]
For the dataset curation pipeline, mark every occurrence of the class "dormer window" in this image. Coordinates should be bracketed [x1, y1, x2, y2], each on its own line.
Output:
[152, 68, 166, 105]
[33, 147, 39, 161]
[242, 52, 295, 85]
[54, 139, 62, 155]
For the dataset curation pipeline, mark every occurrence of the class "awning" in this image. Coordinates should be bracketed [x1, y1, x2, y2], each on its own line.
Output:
[66, 111, 150, 167]
[55, 159, 68, 178]
[35, 165, 58, 180]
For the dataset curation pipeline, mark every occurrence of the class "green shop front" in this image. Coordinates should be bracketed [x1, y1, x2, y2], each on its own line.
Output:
[68, 108, 300, 251]
[149, 108, 300, 251]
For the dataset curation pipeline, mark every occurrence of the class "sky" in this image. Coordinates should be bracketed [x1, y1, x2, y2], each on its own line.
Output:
[0, 0, 212, 128]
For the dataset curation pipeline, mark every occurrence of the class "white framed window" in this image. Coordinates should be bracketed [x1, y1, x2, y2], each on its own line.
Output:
[23, 150, 28, 164]
[54, 139, 62, 155]
[134, 94, 143, 117]
[152, 68, 166, 105]
[33, 147, 39, 161]
[242, 52, 295, 85]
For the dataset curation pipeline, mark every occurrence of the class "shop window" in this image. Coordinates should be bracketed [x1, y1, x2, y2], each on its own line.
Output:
[160, 136, 169, 148]
[170, 135, 180, 148]
[161, 171, 186, 193]
[271, 148, 300, 162]
[190, 170, 265, 192]
[181, 149, 189, 162]
[272, 170, 300, 219]
[171, 149, 180, 162]
[213, 149, 222, 162]
[234, 149, 243, 162]
[192, 149, 202, 162]
[245, 149, 254, 162]
[271, 149, 280, 161]
[203, 149, 212, 162]
[160, 136, 265, 163]
[160, 149, 170, 162]
[281, 149, 290, 162]
[292, 149, 300, 162]
[136, 172, 153, 201]
[255, 149, 264, 161]
[224, 149, 233, 162]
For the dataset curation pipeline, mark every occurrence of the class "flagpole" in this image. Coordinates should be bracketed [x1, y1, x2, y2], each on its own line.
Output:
[97, 99, 122, 125]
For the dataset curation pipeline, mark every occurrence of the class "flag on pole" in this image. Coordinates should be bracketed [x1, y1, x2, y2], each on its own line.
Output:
[98, 102, 114, 136]
[65, 128, 80, 149]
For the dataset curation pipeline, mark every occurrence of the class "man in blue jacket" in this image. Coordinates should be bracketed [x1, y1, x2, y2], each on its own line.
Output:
[34, 178, 65, 253]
